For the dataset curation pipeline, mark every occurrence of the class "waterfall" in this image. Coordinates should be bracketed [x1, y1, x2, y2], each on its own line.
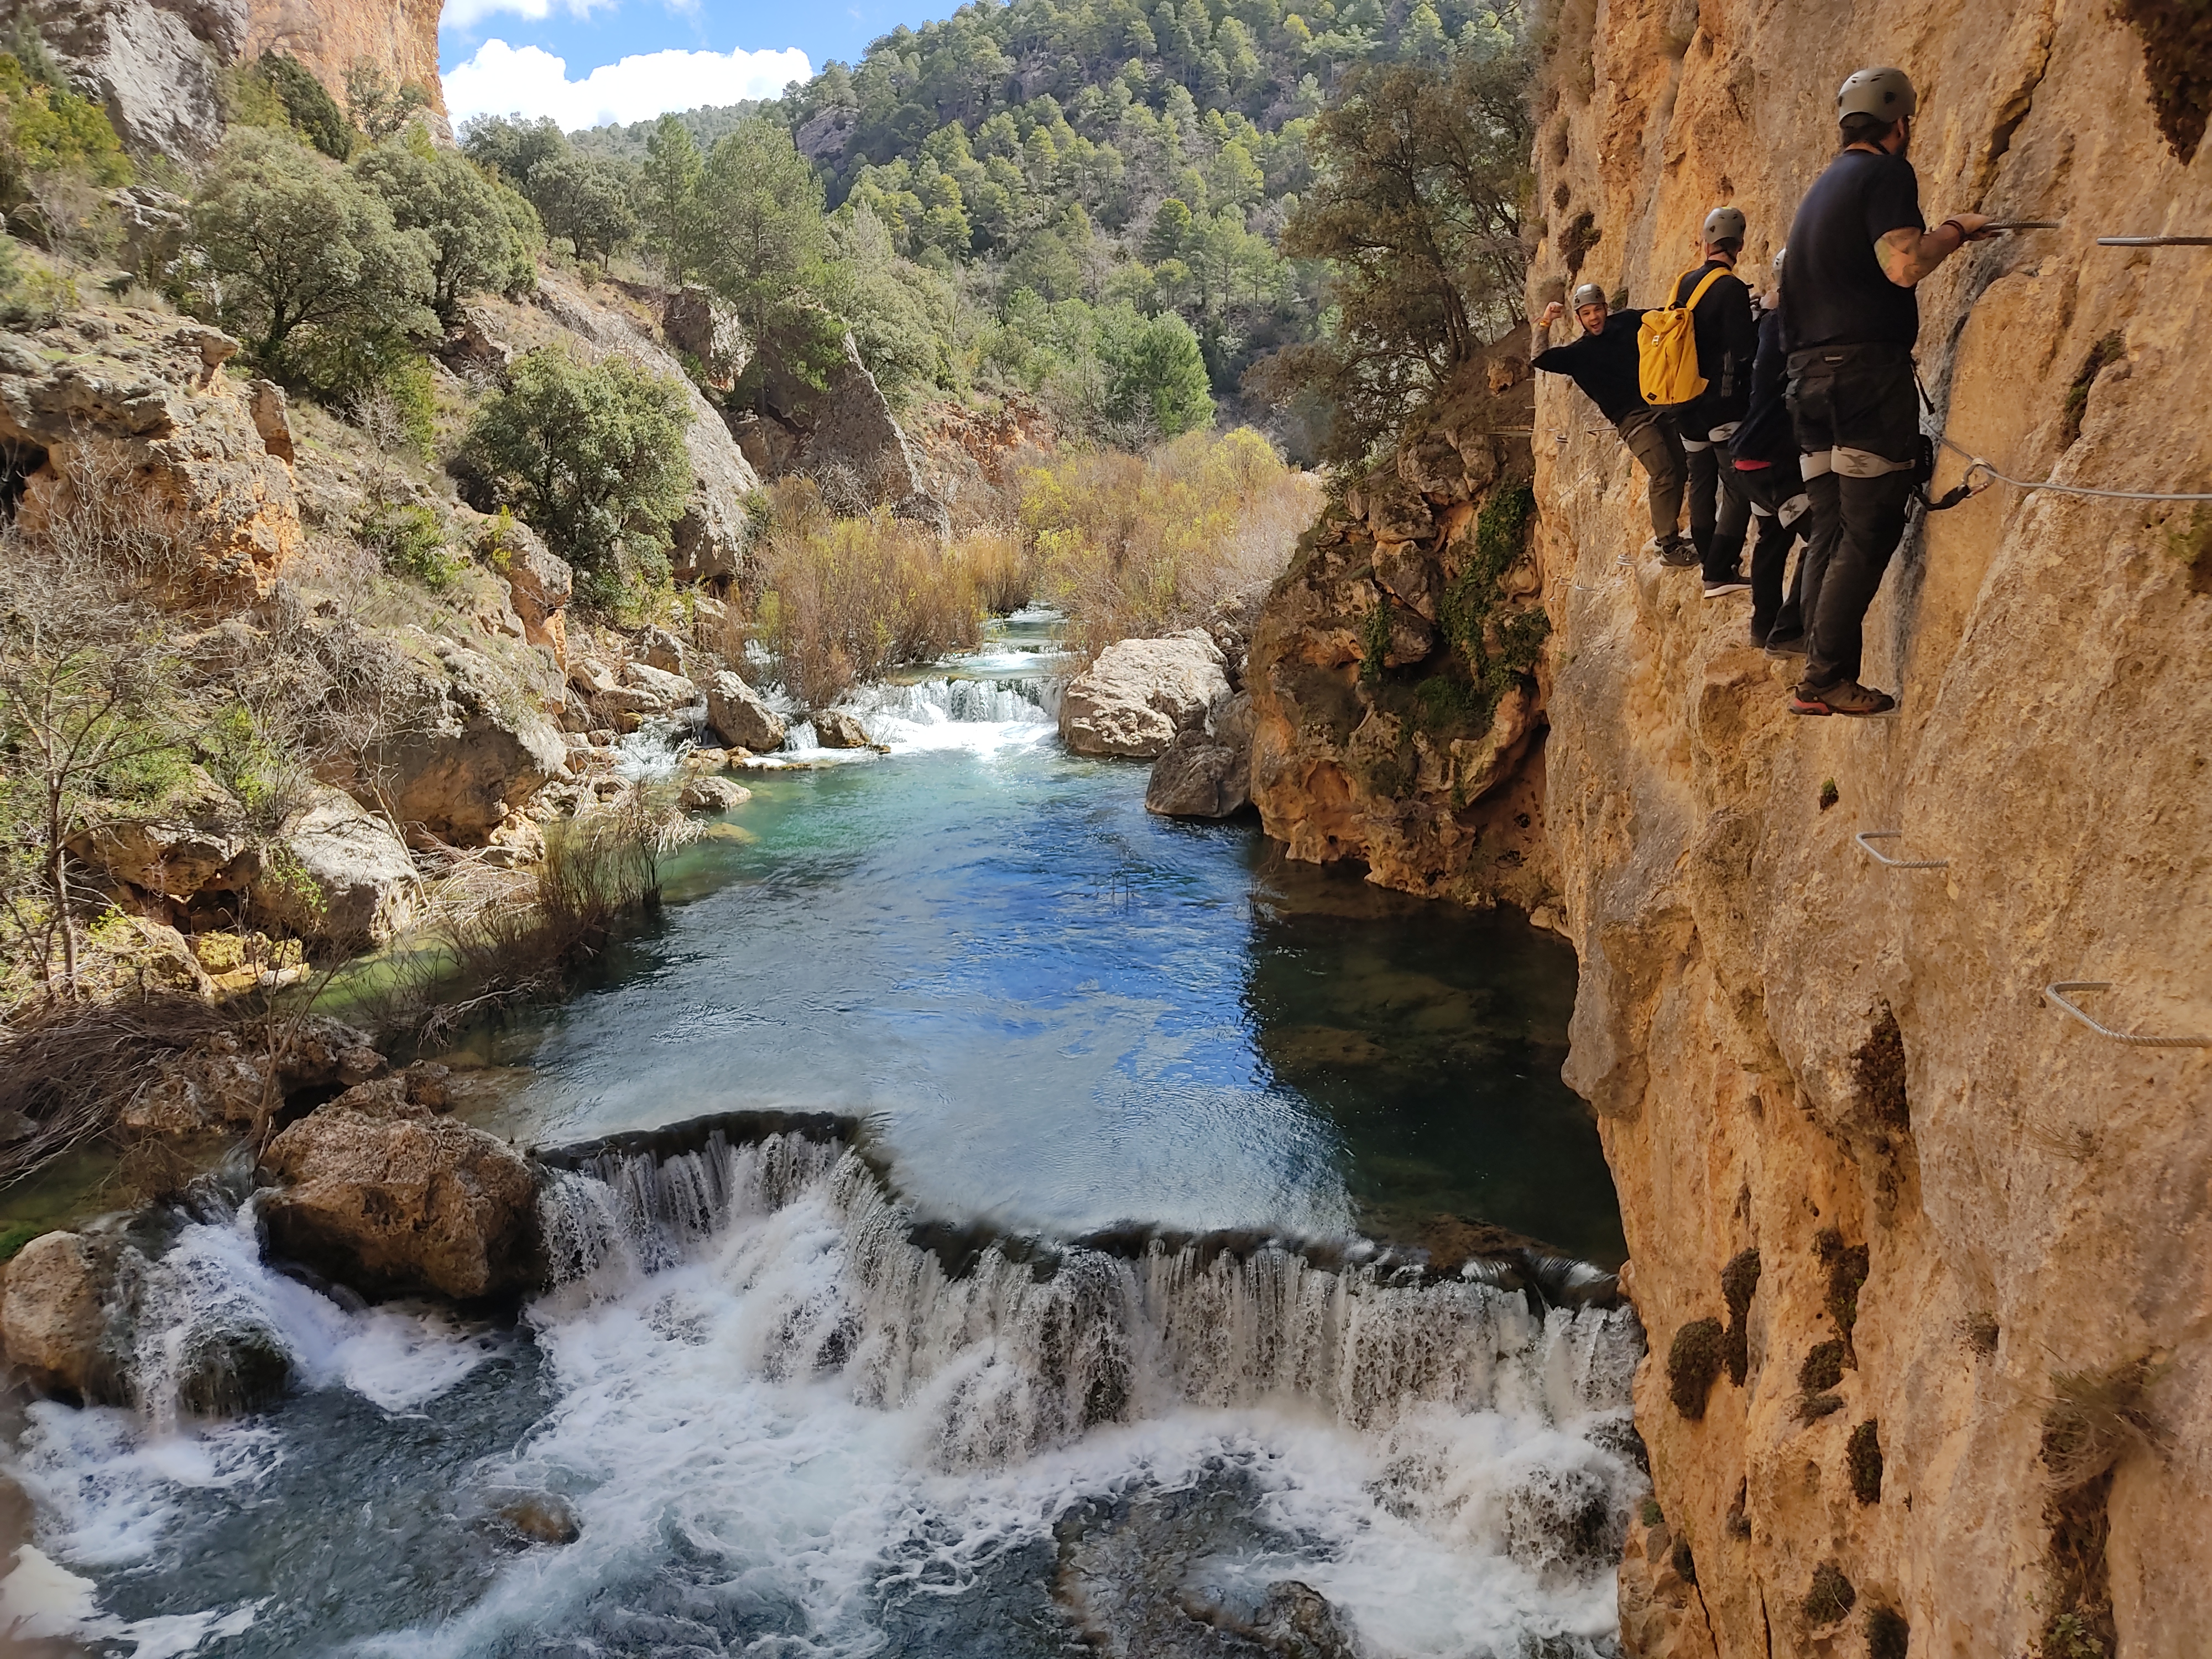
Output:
[611, 702, 707, 780]
[533, 1122, 1641, 1469]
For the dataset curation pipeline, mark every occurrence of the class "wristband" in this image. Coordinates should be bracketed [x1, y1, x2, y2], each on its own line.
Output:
[1940, 217, 1970, 244]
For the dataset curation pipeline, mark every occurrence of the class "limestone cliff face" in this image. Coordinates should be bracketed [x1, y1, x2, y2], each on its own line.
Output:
[1245, 331, 1558, 910]
[243, 0, 447, 122]
[1529, 3, 2211, 1656]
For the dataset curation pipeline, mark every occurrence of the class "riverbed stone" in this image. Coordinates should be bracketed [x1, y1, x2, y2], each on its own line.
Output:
[1144, 692, 1255, 818]
[260, 1104, 541, 1300]
[1060, 632, 1230, 760]
[677, 776, 751, 812]
[1, 1232, 112, 1401]
[706, 671, 785, 753]
[812, 709, 873, 749]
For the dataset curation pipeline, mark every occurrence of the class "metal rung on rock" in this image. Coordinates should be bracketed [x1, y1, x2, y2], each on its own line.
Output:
[1854, 830, 1949, 870]
[2043, 983, 2211, 1048]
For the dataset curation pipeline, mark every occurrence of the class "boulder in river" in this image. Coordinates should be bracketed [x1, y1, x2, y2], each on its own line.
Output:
[1060, 632, 1231, 760]
[1144, 692, 1255, 819]
[812, 709, 874, 749]
[678, 776, 752, 813]
[259, 1098, 541, 1300]
[1, 1232, 112, 1401]
[706, 671, 786, 753]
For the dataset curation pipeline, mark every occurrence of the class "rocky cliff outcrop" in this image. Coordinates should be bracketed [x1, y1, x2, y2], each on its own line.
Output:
[1244, 332, 1555, 910]
[11, 0, 246, 159]
[240, 0, 446, 125]
[523, 278, 762, 586]
[1529, 4, 2212, 1656]
[0, 313, 299, 603]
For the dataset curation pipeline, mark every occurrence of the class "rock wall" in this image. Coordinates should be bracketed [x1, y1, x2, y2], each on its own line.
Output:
[1528, 3, 2211, 1656]
[241, 0, 446, 121]
[1245, 331, 1557, 911]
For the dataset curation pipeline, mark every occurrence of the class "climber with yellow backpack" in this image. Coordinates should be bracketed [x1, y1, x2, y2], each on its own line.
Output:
[1639, 208, 1760, 594]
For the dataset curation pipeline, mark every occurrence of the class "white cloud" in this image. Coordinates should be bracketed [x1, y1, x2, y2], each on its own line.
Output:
[442, 39, 814, 129]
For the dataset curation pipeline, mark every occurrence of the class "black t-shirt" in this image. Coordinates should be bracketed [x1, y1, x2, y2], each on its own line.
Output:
[1781, 148, 1925, 349]
[1532, 309, 1646, 424]
[1669, 259, 1758, 419]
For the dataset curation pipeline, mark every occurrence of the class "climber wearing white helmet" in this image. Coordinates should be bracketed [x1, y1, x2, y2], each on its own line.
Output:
[1780, 66, 1992, 717]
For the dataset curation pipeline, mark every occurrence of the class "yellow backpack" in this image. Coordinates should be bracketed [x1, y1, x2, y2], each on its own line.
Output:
[1638, 266, 1730, 407]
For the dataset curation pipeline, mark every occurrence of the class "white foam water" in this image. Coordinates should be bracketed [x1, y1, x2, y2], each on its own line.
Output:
[4, 1139, 1641, 1657]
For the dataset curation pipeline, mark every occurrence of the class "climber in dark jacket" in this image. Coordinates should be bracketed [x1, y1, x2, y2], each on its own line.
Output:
[1717, 250, 1811, 650]
[1533, 282, 1691, 561]
[1668, 207, 1762, 593]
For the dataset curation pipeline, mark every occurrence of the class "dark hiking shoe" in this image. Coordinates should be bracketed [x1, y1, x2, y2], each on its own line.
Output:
[1819, 680, 1897, 717]
[1702, 577, 1751, 598]
[1789, 684, 1833, 716]
[1657, 536, 1700, 567]
[1762, 630, 1808, 656]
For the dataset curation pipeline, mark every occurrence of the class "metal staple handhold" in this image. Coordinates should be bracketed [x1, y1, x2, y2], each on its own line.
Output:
[1854, 830, 1949, 870]
[2095, 236, 2212, 247]
[2043, 982, 2212, 1048]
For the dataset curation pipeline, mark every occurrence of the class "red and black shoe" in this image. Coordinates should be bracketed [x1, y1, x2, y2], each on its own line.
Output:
[1788, 683, 1833, 716]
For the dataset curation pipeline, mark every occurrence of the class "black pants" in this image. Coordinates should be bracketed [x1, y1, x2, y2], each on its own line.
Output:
[1787, 346, 1918, 690]
[1614, 407, 1687, 544]
[1722, 459, 1809, 641]
[1677, 395, 1746, 574]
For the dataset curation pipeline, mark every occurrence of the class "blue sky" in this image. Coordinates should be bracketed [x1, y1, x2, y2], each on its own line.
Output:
[440, 0, 947, 130]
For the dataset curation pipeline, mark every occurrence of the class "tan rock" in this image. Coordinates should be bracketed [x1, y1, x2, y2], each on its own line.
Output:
[677, 775, 750, 812]
[622, 660, 697, 705]
[1059, 631, 1231, 759]
[260, 1104, 540, 1300]
[370, 640, 567, 843]
[494, 521, 572, 662]
[705, 670, 785, 753]
[811, 708, 873, 749]
[1145, 692, 1255, 819]
[241, 0, 449, 132]
[122, 1015, 386, 1138]
[248, 787, 417, 946]
[1, 1232, 111, 1400]
[0, 314, 301, 604]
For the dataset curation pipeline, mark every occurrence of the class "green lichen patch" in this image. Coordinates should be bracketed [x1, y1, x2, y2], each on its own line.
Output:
[1853, 1004, 1910, 1133]
[1866, 1605, 1910, 1659]
[1799, 1339, 1848, 1393]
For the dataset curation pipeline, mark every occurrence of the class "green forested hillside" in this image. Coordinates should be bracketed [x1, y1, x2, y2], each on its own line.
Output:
[502, 0, 1526, 455]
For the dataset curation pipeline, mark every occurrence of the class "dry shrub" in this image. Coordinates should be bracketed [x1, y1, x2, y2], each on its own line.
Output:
[746, 479, 989, 708]
[0, 992, 233, 1185]
[1019, 426, 1317, 661]
[1803, 1561, 1856, 1626]
[2040, 1358, 2167, 1493]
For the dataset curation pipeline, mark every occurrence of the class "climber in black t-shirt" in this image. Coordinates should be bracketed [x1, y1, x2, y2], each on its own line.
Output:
[1779, 66, 1990, 717]
[1666, 207, 1761, 597]
[1532, 283, 1691, 561]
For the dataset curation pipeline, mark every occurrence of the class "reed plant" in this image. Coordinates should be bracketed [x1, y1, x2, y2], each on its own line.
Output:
[1018, 426, 1316, 661]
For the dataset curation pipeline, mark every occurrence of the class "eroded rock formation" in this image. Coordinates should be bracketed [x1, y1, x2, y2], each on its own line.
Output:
[1530, 3, 2212, 1655]
[0, 314, 300, 603]
[1060, 631, 1231, 759]
[1244, 333, 1554, 909]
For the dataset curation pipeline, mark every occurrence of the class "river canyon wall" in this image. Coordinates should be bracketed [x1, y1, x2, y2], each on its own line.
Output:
[1525, 2, 2211, 1656]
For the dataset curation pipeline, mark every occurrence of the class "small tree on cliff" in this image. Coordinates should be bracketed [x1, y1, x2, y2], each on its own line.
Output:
[189, 127, 435, 367]
[460, 346, 693, 615]
[0, 458, 198, 997]
[1258, 32, 1533, 463]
